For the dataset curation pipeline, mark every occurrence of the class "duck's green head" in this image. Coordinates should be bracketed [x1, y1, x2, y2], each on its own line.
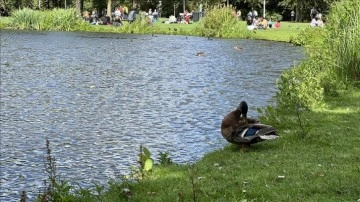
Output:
[237, 101, 248, 118]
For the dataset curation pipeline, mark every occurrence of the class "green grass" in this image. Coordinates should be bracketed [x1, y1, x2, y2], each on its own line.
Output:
[39, 88, 359, 202]
[148, 19, 310, 42]
[1, 14, 310, 43]
[106, 88, 360, 201]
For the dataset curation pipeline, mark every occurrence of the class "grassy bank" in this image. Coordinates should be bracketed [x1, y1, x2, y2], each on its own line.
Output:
[0, 7, 311, 43]
[35, 88, 360, 201]
[113, 88, 360, 201]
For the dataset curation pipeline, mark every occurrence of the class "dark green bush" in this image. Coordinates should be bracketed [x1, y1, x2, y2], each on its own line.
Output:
[276, 0, 359, 109]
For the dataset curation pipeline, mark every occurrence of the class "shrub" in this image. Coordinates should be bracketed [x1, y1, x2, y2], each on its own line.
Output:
[290, 26, 326, 46]
[266, 12, 283, 22]
[120, 15, 152, 34]
[10, 8, 41, 30]
[6, 8, 89, 31]
[276, 0, 359, 109]
[195, 5, 251, 38]
[0, 16, 12, 29]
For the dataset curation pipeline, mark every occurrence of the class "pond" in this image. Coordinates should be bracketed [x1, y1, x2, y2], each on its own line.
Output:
[0, 30, 305, 201]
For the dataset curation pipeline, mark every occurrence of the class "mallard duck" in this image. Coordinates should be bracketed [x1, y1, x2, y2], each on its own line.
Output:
[221, 101, 279, 149]
[196, 52, 205, 56]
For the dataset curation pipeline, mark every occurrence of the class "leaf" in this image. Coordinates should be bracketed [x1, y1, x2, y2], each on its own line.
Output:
[139, 153, 147, 163]
[143, 146, 151, 158]
[144, 158, 154, 171]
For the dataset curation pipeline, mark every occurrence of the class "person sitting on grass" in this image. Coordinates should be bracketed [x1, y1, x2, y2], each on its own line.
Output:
[268, 18, 273, 28]
[310, 17, 324, 27]
[257, 17, 268, 29]
[316, 18, 324, 27]
[113, 15, 123, 27]
[274, 20, 281, 28]
[246, 16, 255, 30]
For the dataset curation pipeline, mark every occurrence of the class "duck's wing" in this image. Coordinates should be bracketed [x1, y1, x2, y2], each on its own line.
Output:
[248, 124, 279, 140]
[232, 124, 279, 143]
[231, 127, 253, 143]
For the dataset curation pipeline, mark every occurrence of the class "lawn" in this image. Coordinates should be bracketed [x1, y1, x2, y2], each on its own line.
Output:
[84, 18, 311, 43]
[106, 88, 360, 201]
[151, 18, 310, 42]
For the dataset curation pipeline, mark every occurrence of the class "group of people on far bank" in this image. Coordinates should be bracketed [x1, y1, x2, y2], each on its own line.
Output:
[82, 5, 136, 27]
[309, 7, 324, 27]
[244, 8, 281, 30]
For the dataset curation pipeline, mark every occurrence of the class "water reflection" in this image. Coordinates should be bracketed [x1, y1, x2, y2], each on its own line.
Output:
[0, 30, 304, 201]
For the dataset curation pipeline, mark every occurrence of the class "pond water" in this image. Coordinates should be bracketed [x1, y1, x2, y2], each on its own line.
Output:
[0, 30, 305, 201]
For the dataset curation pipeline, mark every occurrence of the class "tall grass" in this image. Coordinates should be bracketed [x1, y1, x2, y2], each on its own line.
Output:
[121, 14, 152, 34]
[6, 8, 89, 31]
[326, 0, 360, 84]
[275, 0, 360, 109]
[195, 5, 251, 38]
[10, 8, 42, 30]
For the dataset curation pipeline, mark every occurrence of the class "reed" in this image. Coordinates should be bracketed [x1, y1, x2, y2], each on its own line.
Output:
[7, 8, 88, 31]
[10, 8, 41, 30]
[326, 0, 360, 84]
[121, 15, 152, 34]
[275, 0, 360, 109]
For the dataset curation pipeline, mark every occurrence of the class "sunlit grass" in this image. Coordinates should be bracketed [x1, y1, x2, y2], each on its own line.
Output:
[121, 88, 360, 201]
[150, 18, 310, 42]
[1, 12, 310, 42]
[33, 88, 360, 201]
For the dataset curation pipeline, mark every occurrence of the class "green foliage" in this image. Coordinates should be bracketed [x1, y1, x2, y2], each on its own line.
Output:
[120, 16, 152, 34]
[158, 152, 173, 165]
[195, 6, 251, 38]
[266, 12, 283, 22]
[132, 145, 154, 181]
[10, 8, 42, 30]
[6, 8, 89, 31]
[276, 0, 359, 110]
[325, 0, 360, 85]
[0, 16, 13, 29]
[290, 26, 326, 46]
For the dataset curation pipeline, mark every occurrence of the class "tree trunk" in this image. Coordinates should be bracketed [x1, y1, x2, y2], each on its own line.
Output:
[107, 0, 111, 17]
[75, 0, 80, 16]
[295, 5, 300, 21]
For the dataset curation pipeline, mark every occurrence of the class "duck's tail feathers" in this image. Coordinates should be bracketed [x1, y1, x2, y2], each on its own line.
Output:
[259, 134, 279, 140]
[257, 127, 279, 140]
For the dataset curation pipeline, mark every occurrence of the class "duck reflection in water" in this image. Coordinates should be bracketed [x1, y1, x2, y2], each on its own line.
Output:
[221, 101, 279, 151]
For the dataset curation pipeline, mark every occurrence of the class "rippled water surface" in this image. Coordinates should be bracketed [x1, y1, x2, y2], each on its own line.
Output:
[0, 30, 304, 201]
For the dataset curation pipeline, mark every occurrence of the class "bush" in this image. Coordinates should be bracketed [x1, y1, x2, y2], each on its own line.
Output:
[10, 8, 42, 30]
[195, 6, 251, 38]
[275, 0, 359, 109]
[0, 16, 12, 29]
[5, 8, 89, 31]
[290, 26, 326, 46]
[266, 12, 283, 22]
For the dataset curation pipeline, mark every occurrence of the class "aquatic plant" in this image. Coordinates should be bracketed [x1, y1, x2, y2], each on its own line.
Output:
[7, 8, 89, 31]
[159, 151, 173, 165]
[10, 8, 41, 30]
[275, 0, 360, 110]
[326, 0, 360, 85]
